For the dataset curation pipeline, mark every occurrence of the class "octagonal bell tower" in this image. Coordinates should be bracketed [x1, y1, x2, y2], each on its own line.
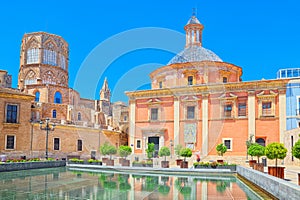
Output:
[18, 32, 69, 91]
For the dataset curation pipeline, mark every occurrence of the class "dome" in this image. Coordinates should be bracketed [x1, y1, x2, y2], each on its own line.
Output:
[167, 46, 222, 65]
[186, 16, 201, 25]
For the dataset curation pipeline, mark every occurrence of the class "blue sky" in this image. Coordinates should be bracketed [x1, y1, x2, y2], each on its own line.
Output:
[1, 0, 300, 102]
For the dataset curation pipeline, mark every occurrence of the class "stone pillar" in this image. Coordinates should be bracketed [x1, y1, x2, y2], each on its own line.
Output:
[202, 94, 209, 156]
[279, 89, 286, 143]
[129, 99, 136, 153]
[248, 90, 256, 138]
[174, 97, 180, 147]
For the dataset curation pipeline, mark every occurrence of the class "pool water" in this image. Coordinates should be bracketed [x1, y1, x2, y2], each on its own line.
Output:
[0, 167, 264, 199]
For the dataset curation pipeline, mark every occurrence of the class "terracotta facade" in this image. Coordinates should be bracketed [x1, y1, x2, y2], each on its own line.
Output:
[126, 15, 289, 158]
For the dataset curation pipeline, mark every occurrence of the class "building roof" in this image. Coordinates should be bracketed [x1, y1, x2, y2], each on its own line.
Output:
[186, 15, 201, 25]
[167, 46, 222, 65]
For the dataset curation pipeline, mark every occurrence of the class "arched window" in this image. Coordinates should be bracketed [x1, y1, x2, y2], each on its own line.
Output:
[256, 138, 266, 147]
[52, 110, 57, 118]
[27, 48, 40, 64]
[54, 92, 62, 104]
[35, 91, 40, 102]
[78, 112, 81, 121]
[43, 49, 57, 66]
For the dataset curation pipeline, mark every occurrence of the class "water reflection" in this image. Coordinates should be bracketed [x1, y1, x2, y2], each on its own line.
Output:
[0, 167, 262, 199]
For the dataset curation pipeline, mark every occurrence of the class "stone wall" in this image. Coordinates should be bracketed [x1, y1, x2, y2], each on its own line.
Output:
[0, 161, 66, 172]
[237, 166, 300, 199]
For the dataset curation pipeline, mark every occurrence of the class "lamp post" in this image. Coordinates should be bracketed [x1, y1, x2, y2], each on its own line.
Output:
[39, 118, 56, 160]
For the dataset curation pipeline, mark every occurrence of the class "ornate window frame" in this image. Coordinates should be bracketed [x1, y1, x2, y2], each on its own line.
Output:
[219, 93, 237, 119]
[182, 96, 200, 120]
[257, 91, 277, 118]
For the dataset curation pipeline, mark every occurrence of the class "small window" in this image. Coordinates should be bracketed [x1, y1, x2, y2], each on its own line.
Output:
[6, 104, 18, 123]
[35, 91, 40, 102]
[188, 76, 193, 85]
[136, 140, 141, 149]
[159, 81, 163, 89]
[52, 110, 57, 118]
[223, 139, 232, 150]
[224, 104, 232, 117]
[54, 91, 62, 104]
[78, 112, 81, 121]
[77, 140, 82, 151]
[124, 116, 127, 121]
[262, 102, 272, 116]
[256, 138, 266, 147]
[150, 108, 158, 121]
[54, 138, 60, 150]
[6, 135, 15, 150]
[187, 106, 195, 119]
[238, 103, 246, 117]
[223, 77, 228, 83]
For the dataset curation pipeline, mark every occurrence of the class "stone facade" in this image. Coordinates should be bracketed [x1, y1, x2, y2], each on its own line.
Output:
[126, 14, 290, 158]
[0, 31, 128, 159]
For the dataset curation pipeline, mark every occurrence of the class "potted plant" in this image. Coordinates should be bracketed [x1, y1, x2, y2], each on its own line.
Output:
[265, 142, 287, 179]
[118, 145, 132, 166]
[159, 146, 171, 168]
[175, 144, 183, 166]
[100, 142, 117, 166]
[248, 143, 265, 171]
[88, 159, 102, 165]
[292, 134, 300, 185]
[180, 147, 192, 168]
[146, 143, 155, 161]
[216, 143, 227, 163]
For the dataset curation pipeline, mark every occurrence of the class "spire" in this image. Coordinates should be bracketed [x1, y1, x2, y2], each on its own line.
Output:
[100, 77, 110, 101]
[101, 77, 109, 91]
[184, 9, 204, 48]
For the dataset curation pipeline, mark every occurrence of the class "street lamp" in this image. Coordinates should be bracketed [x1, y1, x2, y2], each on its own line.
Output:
[39, 118, 56, 160]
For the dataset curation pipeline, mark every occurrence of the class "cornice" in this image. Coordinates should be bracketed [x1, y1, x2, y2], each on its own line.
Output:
[126, 79, 290, 99]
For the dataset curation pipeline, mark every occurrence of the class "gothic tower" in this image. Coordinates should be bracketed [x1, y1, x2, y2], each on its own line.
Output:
[18, 32, 71, 120]
[99, 78, 111, 117]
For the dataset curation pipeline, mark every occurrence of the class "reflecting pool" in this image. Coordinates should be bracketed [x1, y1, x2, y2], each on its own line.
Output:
[0, 167, 265, 199]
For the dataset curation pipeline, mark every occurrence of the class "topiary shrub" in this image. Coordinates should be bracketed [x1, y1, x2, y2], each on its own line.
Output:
[180, 148, 192, 161]
[265, 142, 287, 168]
[216, 143, 227, 157]
[248, 143, 265, 163]
[159, 146, 171, 161]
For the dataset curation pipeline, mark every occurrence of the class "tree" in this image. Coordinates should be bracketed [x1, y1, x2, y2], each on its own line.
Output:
[100, 142, 117, 160]
[292, 135, 300, 160]
[247, 143, 265, 163]
[216, 143, 227, 157]
[180, 148, 192, 161]
[146, 143, 155, 159]
[265, 142, 287, 168]
[159, 146, 171, 161]
[119, 145, 132, 159]
[174, 144, 183, 159]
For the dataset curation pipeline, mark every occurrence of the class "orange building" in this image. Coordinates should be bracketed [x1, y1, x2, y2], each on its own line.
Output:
[126, 14, 289, 158]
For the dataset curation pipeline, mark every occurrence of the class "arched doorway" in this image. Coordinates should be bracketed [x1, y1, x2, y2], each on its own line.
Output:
[256, 138, 266, 146]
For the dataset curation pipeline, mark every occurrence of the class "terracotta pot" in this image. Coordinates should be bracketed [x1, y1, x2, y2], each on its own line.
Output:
[106, 159, 114, 166]
[176, 159, 183, 166]
[268, 166, 285, 179]
[161, 161, 169, 168]
[119, 158, 124, 164]
[180, 161, 188, 168]
[217, 159, 224, 164]
[253, 163, 264, 172]
[249, 160, 257, 168]
[122, 159, 130, 167]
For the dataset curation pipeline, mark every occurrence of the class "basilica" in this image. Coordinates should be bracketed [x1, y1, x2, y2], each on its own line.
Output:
[126, 14, 291, 160]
